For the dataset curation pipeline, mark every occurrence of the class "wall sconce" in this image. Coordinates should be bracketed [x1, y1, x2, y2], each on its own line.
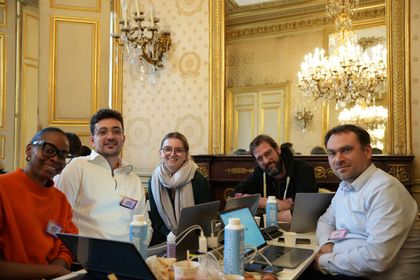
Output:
[295, 107, 313, 129]
[111, 0, 171, 84]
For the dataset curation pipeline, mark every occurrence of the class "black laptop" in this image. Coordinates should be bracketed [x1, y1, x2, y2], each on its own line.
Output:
[57, 233, 157, 280]
[219, 207, 314, 269]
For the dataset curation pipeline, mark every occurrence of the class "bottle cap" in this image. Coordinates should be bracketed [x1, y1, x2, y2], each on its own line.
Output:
[229, 217, 241, 225]
[268, 196, 276, 202]
[133, 214, 145, 222]
[167, 231, 176, 242]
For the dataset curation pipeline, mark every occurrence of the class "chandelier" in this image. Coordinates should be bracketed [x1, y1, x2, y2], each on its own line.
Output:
[111, 0, 171, 84]
[297, 0, 387, 108]
[338, 104, 388, 149]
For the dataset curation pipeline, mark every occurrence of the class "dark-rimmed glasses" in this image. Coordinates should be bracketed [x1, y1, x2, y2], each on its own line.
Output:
[32, 141, 72, 161]
[161, 146, 186, 155]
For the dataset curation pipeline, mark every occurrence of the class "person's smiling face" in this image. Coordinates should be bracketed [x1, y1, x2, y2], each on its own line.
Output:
[26, 131, 69, 185]
[160, 138, 188, 174]
[90, 118, 125, 159]
[326, 131, 372, 183]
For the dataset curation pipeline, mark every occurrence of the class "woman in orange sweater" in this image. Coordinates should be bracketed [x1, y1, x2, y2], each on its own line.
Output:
[0, 127, 78, 279]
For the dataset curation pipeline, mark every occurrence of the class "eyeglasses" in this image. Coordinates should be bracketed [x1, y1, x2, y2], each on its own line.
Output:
[255, 149, 275, 163]
[161, 146, 186, 155]
[32, 141, 72, 161]
[94, 127, 124, 137]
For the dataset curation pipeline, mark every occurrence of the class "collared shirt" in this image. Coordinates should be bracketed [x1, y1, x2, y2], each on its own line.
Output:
[56, 150, 152, 243]
[316, 164, 420, 279]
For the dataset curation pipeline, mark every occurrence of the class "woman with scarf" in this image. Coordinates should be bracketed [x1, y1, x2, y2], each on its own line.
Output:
[148, 132, 210, 245]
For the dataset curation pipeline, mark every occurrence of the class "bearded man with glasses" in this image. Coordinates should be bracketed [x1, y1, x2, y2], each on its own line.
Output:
[0, 127, 78, 279]
[56, 109, 152, 244]
[235, 134, 317, 222]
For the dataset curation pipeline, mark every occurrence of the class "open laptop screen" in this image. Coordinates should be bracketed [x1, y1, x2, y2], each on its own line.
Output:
[57, 233, 156, 280]
[219, 207, 266, 253]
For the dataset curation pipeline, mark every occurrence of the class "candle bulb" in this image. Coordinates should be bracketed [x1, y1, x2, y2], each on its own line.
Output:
[135, 0, 140, 16]
[150, 7, 154, 25]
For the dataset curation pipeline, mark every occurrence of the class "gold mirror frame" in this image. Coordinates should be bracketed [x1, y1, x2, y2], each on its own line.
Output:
[209, 0, 411, 155]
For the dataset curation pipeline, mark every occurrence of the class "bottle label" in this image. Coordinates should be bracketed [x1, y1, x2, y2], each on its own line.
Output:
[266, 202, 278, 227]
[224, 227, 244, 275]
[130, 224, 148, 259]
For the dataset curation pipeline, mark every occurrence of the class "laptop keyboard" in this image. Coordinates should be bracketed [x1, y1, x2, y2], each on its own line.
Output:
[254, 245, 290, 262]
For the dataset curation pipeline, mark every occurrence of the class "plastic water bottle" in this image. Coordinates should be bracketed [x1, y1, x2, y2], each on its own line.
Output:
[166, 232, 176, 259]
[129, 214, 148, 259]
[224, 218, 244, 275]
[266, 196, 278, 227]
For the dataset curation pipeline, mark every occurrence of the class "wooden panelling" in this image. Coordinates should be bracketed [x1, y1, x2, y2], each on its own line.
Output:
[22, 11, 39, 61]
[0, 4, 6, 27]
[51, 0, 101, 13]
[0, 34, 5, 128]
[0, 135, 4, 159]
[49, 16, 98, 125]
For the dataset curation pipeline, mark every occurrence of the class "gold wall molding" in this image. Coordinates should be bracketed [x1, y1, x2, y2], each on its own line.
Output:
[0, 135, 4, 159]
[49, 16, 98, 125]
[0, 3, 6, 27]
[0, 34, 5, 128]
[50, 0, 101, 13]
[209, 0, 225, 154]
[387, 0, 410, 154]
[226, 6, 385, 41]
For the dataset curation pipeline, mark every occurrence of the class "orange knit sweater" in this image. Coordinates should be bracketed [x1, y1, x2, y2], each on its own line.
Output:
[0, 169, 78, 266]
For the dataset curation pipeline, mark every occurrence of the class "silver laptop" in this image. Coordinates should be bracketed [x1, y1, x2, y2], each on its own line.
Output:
[224, 194, 260, 216]
[219, 207, 313, 269]
[281, 192, 335, 233]
[57, 233, 157, 280]
[175, 200, 221, 259]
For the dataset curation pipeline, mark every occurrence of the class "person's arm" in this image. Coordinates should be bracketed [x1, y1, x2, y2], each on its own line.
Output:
[234, 169, 260, 196]
[317, 183, 418, 277]
[0, 260, 70, 280]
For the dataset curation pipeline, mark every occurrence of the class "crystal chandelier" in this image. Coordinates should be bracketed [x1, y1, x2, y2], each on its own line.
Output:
[111, 0, 171, 84]
[338, 104, 388, 149]
[297, 0, 387, 108]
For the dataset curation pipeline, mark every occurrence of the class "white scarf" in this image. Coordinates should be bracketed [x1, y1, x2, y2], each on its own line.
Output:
[151, 160, 198, 232]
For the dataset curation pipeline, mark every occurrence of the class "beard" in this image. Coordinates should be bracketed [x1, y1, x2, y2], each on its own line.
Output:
[264, 156, 283, 177]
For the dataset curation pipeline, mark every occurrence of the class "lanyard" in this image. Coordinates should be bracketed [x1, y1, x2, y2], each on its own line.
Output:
[283, 176, 290, 200]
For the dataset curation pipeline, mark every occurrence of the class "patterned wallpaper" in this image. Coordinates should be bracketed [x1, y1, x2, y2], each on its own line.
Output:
[122, 0, 209, 173]
[410, 0, 420, 205]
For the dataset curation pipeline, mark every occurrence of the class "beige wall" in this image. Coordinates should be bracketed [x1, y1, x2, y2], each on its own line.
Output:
[122, 0, 210, 173]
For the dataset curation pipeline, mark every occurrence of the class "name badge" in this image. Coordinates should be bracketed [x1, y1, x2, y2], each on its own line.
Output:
[120, 197, 138, 210]
[46, 220, 62, 238]
[329, 229, 348, 240]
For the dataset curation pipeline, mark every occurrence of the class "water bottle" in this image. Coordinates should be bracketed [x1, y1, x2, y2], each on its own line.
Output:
[166, 231, 176, 259]
[224, 218, 244, 275]
[129, 214, 148, 259]
[266, 196, 278, 227]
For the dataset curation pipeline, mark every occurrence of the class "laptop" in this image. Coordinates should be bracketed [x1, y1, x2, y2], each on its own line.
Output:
[57, 233, 157, 280]
[224, 194, 260, 216]
[219, 207, 313, 269]
[281, 192, 335, 233]
[173, 200, 221, 260]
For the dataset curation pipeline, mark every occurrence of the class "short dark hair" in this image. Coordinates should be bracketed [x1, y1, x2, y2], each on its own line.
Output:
[249, 135, 278, 157]
[65, 132, 82, 156]
[90, 108, 124, 135]
[30, 127, 67, 144]
[324, 124, 371, 148]
[160, 132, 190, 153]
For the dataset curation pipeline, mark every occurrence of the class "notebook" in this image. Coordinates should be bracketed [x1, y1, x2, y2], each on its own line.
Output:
[174, 200, 221, 260]
[281, 192, 335, 233]
[224, 194, 260, 216]
[219, 207, 313, 269]
[57, 233, 157, 280]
